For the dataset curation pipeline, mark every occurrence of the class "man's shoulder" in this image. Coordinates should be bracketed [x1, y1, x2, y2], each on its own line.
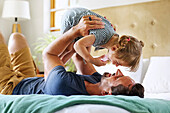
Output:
[49, 66, 82, 80]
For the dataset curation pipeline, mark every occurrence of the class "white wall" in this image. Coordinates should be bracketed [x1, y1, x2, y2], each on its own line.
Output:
[76, 0, 158, 10]
[0, 0, 45, 46]
[0, 0, 48, 71]
[23, 0, 44, 71]
[0, 0, 13, 44]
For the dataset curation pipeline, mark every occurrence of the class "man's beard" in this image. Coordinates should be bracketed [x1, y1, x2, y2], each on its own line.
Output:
[99, 72, 115, 92]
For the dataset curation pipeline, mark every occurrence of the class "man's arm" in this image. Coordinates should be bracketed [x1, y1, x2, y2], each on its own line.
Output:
[43, 27, 79, 79]
[43, 15, 105, 79]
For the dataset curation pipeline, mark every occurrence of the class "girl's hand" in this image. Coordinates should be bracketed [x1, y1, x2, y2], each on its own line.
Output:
[75, 15, 105, 36]
[91, 55, 108, 66]
[100, 55, 110, 62]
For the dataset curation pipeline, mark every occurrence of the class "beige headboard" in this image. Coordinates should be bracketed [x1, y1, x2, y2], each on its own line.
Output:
[91, 0, 170, 58]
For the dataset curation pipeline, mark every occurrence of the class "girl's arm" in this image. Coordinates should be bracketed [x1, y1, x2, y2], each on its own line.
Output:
[74, 35, 107, 66]
[72, 53, 97, 75]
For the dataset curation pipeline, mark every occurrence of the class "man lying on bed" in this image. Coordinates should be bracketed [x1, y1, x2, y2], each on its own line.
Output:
[0, 15, 144, 98]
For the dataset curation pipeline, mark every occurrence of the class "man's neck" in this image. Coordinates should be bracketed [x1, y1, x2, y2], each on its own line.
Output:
[84, 81, 102, 95]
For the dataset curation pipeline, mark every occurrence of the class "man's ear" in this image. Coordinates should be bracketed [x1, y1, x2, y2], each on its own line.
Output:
[111, 45, 118, 51]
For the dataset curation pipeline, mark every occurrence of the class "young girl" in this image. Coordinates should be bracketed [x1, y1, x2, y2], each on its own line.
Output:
[60, 8, 144, 71]
[108, 35, 144, 71]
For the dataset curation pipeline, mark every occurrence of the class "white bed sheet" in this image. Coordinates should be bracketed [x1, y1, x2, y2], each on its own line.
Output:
[55, 104, 130, 113]
[144, 92, 170, 101]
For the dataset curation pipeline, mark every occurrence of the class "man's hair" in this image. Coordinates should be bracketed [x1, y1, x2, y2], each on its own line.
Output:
[111, 83, 144, 98]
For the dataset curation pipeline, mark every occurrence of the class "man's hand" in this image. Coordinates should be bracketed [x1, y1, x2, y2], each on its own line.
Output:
[75, 15, 105, 36]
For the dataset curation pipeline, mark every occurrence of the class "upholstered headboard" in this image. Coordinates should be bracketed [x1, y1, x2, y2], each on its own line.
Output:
[91, 0, 170, 58]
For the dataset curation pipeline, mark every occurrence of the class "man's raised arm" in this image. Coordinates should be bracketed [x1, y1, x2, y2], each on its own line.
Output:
[43, 27, 79, 79]
[43, 15, 105, 79]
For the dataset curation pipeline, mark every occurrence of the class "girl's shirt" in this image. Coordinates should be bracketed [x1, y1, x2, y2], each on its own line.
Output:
[61, 7, 117, 50]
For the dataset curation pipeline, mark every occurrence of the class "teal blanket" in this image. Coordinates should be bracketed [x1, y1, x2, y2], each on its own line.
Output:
[0, 94, 170, 113]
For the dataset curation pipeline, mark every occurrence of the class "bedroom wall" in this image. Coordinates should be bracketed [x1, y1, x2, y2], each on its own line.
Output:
[0, 0, 169, 71]
[91, 0, 170, 58]
[0, 0, 44, 71]
[0, 0, 13, 44]
[0, 0, 44, 50]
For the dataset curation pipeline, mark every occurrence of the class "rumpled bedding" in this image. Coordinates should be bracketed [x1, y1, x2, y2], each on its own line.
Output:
[0, 94, 170, 113]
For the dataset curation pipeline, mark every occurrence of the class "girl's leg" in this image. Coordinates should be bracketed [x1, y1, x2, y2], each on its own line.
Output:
[8, 33, 36, 77]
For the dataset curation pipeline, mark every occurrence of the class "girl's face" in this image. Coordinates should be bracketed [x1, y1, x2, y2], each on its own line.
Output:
[107, 47, 129, 67]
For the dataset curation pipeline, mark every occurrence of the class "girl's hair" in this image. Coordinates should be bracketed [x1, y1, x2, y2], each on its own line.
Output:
[115, 35, 144, 71]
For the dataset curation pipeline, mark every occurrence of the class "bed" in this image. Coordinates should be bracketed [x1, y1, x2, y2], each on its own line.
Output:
[0, 56, 170, 113]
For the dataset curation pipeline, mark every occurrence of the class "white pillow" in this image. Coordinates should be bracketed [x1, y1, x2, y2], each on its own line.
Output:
[142, 57, 170, 93]
[141, 59, 150, 83]
[94, 56, 143, 83]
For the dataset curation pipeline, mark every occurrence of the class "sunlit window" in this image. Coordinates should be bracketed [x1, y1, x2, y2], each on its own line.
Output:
[50, 0, 158, 32]
[50, 0, 70, 32]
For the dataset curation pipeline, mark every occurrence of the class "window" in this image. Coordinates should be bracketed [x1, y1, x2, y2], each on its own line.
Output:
[50, 0, 158, 32]
[50, 0, 71, 32]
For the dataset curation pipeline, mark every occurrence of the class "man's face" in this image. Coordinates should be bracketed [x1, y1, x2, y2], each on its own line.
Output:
[100, 69, 135, 95]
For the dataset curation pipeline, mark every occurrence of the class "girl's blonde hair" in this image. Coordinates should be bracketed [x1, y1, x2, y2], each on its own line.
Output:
[115, 35, 144, 72]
